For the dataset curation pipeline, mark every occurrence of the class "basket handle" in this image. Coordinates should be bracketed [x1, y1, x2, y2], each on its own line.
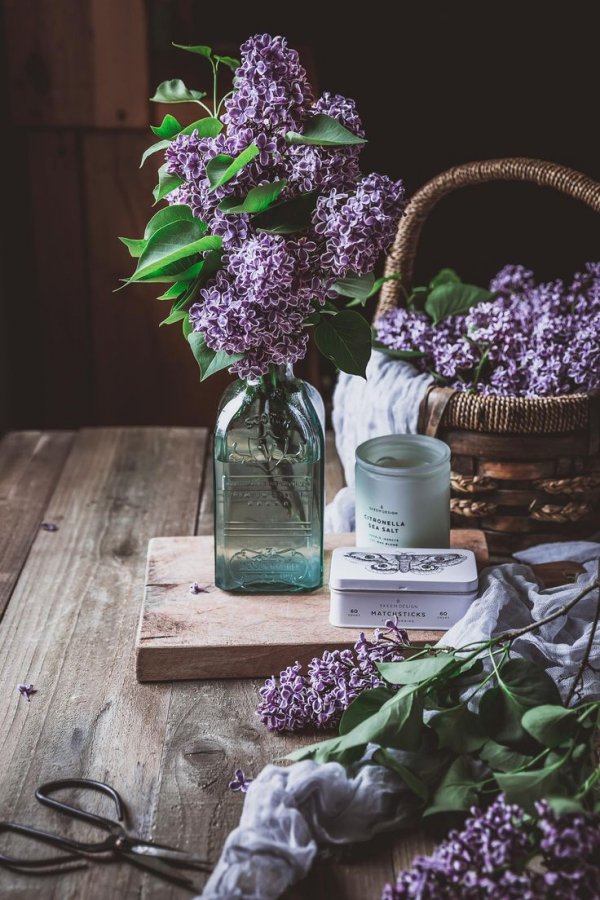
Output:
[375, 157, 600, 317]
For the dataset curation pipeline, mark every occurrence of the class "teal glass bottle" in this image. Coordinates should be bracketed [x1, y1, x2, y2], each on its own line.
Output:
[213, 365, 324, 593]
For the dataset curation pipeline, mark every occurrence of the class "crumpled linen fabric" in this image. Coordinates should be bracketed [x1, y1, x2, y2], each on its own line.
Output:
[200, 754, 436, 900]
[200, 542, 600, 899]
[325, 351, 432, 534]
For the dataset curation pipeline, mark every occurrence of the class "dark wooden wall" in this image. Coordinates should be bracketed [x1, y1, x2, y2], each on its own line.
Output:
[1, 1, 599, 432]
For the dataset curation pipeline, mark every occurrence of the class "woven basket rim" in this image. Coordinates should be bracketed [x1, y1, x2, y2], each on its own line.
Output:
[446, 391, 593, 407]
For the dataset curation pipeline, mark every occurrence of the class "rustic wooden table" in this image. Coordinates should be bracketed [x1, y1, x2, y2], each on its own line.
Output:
[0, 428, 432, 899]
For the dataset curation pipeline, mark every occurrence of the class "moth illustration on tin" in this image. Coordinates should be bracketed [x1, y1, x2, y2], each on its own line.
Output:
[344, 551, 467, 574]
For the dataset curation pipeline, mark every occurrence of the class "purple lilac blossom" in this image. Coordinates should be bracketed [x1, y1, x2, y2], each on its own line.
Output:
[375, 262, 600, 397]
[222, 34, 313, 136]
[382, 795, 600, 899]
[228, 769, 253, 793]
[286, 93, 364, 193]
[257, 620, 408, 732]
[314, 174, 406, 277]
[17, 683, 36, 702]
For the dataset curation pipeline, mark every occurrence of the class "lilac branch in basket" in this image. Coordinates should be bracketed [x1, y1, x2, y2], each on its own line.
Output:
[375, 262, 600, 397]
[256, 620, 409, 732]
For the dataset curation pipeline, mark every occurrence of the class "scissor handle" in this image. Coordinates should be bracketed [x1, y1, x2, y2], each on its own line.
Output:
[35, 779, 125, 851]
[0, 821, 87, 871]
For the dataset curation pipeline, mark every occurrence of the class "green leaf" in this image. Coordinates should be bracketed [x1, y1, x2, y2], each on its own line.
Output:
[429, 268, 461, 290]
[332, 272, 375, 300]
[479, 659, 561, 749]
[378, 655, 455, 685]
[339, 687, 423, 754]
[182, 316, 193, 338]
[119, 236, 146, 258]
[180, 117, 223, 137]
[157, 282, 188, 301]
[150, 78, 207, 105]
[546, 797, 586, 816]
[314, 310, 372, 378]
[339, 686, 392, 735]
[214, 55, 240, 70]
[150, 114, 182, 138]
[407, 286, 429, 310]
[187, 332, 243, 381]
[140, 139, 171, 168]
[172, 43, 213, 58]
[429, 706, 486, 753]
[218, 180, 287, 215]
[252, 191, 317, 235]
[521, 705, 577, 748]
[286, 113, 367, 147]
[345, 273, 404, 306]
[425, 282, 493, 325]
[159, 306, 188, 327]
[372, 341, 427, 361]
[285, 735, 345, 764]
[131, 222, 221, 282]
[153, 164, 184, 203]
[495, 766, 566, 812]
[144, 204, 196, 240]
[206, 144, 260, 191]
[424, 757, 480, 817]
[372, 748, 429, 802]
[133, 259, 205, 285]
[479, 740, 532, 772]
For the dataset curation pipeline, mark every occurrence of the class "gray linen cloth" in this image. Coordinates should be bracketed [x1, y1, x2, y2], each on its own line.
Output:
[201, 542, 600, 899]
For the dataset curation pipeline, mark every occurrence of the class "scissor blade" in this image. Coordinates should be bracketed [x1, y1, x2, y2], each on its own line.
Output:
[129, 842, 212, 871]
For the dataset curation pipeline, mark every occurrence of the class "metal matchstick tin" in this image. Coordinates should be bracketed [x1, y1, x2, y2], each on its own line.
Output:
[329, 547, 479, 630]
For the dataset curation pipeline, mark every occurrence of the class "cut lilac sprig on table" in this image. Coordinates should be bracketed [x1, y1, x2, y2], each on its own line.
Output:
[228, 769, 253, 793]
[382, 795, 600, 899]
[17, 683, 36, 703]
[257, 620, 409, 733]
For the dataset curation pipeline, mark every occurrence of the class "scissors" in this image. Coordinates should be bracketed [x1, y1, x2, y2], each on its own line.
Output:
[0, 778, 212, 890]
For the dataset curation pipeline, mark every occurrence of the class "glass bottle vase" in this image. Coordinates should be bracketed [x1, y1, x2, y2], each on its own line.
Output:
[213, 365, 324, 593]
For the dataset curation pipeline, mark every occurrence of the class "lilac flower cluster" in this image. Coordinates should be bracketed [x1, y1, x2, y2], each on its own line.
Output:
[375, 263, 600, 397]
[257, 620, 408, 732]
[382, 795, 600, 899]
[162, 34, 405, 376]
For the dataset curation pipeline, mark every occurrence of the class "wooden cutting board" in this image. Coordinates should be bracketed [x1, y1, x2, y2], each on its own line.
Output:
[135, 530, 489, 681]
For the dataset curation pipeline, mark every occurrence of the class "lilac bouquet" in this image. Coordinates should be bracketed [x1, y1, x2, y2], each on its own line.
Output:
[121, 35, 406, 380]
[375, 263, 600, 396]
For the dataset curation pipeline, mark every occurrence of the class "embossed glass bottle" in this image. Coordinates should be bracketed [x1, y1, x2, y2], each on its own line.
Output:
[213, 365, 324, 593]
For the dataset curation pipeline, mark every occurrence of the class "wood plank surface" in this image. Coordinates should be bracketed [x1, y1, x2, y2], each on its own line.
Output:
[0, 430, 74, 618]
[0, 428, 437, 899]
[0, 427, 206, 899]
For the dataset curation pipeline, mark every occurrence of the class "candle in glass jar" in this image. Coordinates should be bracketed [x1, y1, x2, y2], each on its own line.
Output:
[355, 434, 451, 548]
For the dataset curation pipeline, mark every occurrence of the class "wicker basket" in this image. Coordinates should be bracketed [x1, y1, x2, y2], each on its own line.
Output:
[374, 158, 600, 558]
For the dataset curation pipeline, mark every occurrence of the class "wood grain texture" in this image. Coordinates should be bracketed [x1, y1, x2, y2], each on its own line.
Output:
[0, 427, 206, 899]
[4, 0, 148, 126]
[83, 131, 231, 426]
[27, 131, 92, 426]
[0, 430, 74, 618]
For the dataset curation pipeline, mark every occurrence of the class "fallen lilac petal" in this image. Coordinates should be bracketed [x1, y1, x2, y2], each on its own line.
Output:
[190, 582, 208, 594]
[17, 683, 36, 703]
[228, 769, 253, 793]
[40, 522, 59, 532]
